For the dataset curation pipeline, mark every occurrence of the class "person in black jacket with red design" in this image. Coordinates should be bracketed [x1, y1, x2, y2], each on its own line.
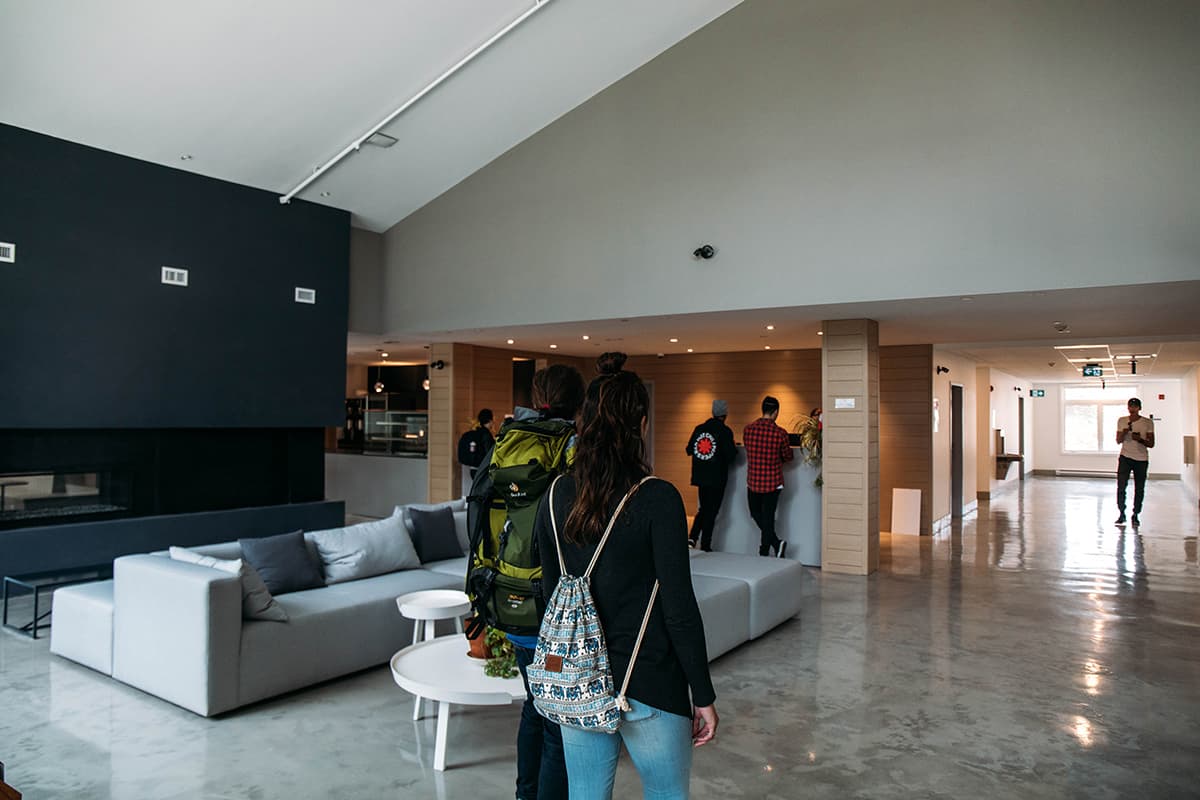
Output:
[685, 399, 736, 552]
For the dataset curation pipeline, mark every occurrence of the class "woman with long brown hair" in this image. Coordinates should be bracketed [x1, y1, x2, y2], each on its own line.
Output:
[533, 356, 718, 799]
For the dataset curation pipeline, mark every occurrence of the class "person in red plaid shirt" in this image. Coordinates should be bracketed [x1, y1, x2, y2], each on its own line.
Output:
[743, 396, 794, 557]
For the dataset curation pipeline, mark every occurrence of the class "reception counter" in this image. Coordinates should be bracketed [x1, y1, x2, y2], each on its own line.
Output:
[325, 452, 429, 519]
[705, 446, 822, 566]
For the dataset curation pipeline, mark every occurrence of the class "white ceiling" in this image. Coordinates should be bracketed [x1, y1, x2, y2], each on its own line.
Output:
[351, 280, 1200, 382]
[5, 2, 1198, 383]
[0, 0, 742, 232]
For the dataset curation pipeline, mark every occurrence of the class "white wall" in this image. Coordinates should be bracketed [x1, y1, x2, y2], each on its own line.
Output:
[381, 0, 1200, 334]
[975, 367, 1037, 496]
[932, 350, 979, 522]
[1182, 367, 1199, 503]
[348, 228, 383, 334]
[1030, 380, 1185, 476]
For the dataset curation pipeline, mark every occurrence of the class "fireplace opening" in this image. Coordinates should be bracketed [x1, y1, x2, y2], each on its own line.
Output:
[0, 468, 133, 526]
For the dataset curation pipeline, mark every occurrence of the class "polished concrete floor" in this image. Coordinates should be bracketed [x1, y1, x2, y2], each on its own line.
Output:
[2, 476, 1198, 799]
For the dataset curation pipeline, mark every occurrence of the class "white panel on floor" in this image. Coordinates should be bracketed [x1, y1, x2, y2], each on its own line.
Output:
[890, 488, 922, 535]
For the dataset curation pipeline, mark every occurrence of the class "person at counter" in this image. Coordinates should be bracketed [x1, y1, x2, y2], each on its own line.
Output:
[743, 395, 793, 558]
[685, 399, 736, 552]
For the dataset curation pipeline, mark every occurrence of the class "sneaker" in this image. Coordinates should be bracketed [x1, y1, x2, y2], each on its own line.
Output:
[1115, 513, 1126, 525]
[1132, 513, 1140, 527]
[776, 541, 788, 559]
[688, 538, 698, 549]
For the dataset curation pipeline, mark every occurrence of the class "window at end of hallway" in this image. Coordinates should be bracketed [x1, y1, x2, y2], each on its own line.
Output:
[1062, 385, 1139, 454]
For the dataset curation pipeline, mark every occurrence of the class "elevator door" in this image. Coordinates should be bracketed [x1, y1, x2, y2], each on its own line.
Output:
[951, 384, 964, 517]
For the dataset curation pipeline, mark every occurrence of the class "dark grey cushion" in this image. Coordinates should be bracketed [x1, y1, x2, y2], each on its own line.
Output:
[408, 507, 464, 563]
[239, 530, 324, 595]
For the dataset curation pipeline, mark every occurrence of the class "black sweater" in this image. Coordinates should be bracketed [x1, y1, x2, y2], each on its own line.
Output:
[534, 476, 716, 718]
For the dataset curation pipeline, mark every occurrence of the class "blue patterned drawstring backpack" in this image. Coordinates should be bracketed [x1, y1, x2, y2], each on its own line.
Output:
[527, 476, 659, 733]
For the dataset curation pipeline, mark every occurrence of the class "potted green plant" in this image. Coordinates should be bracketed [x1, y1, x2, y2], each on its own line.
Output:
[483, 626, 518, 678]
[791, 408, 823, 487]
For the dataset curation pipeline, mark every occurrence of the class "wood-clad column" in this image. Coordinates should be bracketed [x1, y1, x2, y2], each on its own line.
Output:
[427, 343, 474, 503]
[821, 319, 880, 575]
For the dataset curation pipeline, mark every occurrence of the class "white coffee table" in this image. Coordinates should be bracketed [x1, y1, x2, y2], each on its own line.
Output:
[395, 589, 473, 720]
[390, 636, 525, 771]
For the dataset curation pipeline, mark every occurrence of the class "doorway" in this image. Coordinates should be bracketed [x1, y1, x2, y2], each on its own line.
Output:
[951, 384, 964, 517]
[1018, 396, 1026, 481]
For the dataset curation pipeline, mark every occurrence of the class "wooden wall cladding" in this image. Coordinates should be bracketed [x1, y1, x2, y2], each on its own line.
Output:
[624, 350, 821, 515]
[879, 345, 933, 533]
[431, 343, 933, 537]
[429, 347, 596, 502]
[427, 342, 461, 502]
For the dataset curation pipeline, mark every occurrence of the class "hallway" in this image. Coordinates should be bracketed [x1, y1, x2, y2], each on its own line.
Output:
[2, 477, 1197, 798]
[714, 475, 1200, 798]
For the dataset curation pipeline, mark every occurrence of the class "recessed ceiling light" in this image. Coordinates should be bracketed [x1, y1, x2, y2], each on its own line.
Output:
[669, 338, 678, 343]
[816, 331, 823, 336]
[179, 154, 193, 161]
[766, 324, 775, 331]
[764, 345, 771, 350]
[380, 352, 389, 358]
[581, 335, 589, 340]
[549, 344, 558, 349]
[687, 348, 694, 353]
[506, 338, 515, 345]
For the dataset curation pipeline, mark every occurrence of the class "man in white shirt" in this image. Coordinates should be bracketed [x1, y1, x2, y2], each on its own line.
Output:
[1115, 397, 1155, 526]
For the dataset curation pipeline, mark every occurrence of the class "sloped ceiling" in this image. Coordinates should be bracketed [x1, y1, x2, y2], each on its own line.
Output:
[6, 1, 1198, 384]
[0, 0, 742, 231]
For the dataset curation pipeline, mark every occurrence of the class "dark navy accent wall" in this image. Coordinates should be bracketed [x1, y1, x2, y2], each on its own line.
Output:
[0, 501, 346, 577]
[0, 124, 350, 429]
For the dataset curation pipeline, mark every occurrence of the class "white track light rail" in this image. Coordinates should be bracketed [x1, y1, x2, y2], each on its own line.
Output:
[279, 0, 554, 205]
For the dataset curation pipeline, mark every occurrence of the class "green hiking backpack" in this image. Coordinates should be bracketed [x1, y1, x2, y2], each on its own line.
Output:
[465, 416, 575, 639]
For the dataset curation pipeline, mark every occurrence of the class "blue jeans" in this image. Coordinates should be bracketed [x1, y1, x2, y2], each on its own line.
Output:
[514, 645, 567, 800]
[559, 699, 693, 800]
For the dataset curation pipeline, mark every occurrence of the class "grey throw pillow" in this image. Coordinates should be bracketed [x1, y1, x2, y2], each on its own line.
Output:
[239, 530, 324, 595]
[307, 512, 421, 584]
[168, 546, 288, 622]
[409, 507, 464, 563]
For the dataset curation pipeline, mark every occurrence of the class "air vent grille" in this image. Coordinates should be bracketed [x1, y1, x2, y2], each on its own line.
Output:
[161, 266, 189, 286]
[294, 287, 317, 304]
[0, 242, 14, 262]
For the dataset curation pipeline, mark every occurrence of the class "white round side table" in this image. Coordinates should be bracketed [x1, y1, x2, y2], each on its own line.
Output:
[395, 589, 472, 720]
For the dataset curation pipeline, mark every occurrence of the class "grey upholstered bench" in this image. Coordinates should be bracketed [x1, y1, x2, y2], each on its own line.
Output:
[49, 580, 115, 675]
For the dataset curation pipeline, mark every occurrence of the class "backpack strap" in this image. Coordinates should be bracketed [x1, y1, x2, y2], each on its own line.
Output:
[584, 476, 655, 578]
[616, 579, 659, 713]
[547, 475, 655, 576]
[547, 475, 568, 576]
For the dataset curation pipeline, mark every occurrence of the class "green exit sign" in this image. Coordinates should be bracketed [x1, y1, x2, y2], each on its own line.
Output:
[1029, 389, 1045, 397]
[1082, 364, 1103, 377]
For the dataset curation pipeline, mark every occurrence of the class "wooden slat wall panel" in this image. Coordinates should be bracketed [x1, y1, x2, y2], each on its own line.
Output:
[430, 346, 596, 503]
[623, 350, 821, 515]
[821, 319, 879, 574]
[879, 345, 933, 534]
[427, 342, 462, 502]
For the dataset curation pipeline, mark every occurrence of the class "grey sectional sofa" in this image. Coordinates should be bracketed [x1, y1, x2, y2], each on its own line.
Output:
[51, 498, 805, 717]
